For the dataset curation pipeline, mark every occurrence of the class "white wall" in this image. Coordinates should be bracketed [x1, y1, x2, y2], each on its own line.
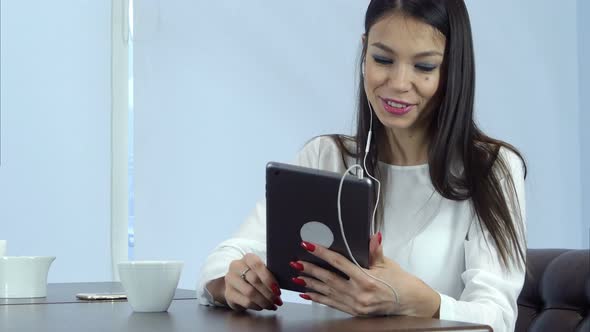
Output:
[466, 0, 582, 249]
[132, 0, 366, 289]
[0, 1, 113, 282]
[579, 0, 590, 248]
[132, 0, 586, 290]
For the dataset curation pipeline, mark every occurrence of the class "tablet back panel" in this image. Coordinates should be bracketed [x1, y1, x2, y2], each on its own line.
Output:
[266, 162, 374, 293]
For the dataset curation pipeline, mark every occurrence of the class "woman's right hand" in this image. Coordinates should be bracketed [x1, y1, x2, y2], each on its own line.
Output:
[223, 253, 283, 311]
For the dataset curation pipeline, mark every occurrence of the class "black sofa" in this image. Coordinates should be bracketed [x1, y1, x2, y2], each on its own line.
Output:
[516, 249, 590, 332]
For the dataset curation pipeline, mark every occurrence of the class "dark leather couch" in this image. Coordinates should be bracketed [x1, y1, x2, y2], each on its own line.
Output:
[516, 249, 590, 332]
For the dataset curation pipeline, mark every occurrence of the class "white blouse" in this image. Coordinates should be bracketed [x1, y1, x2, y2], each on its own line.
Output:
[197, 136, 527, 332]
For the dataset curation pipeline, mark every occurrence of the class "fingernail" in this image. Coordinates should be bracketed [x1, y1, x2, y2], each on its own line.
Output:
[301, 241, 316, 252]
[291, 277, 306, 287]
[271, 283, 281, 296]
[378, 232, 382, 245]
[289, 261, 304, 272]
[299, 294, 311, 300]
[274, 297, 283, 306]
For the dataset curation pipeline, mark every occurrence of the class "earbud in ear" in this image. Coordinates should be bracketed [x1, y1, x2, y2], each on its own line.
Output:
[362, 62, 366, 76]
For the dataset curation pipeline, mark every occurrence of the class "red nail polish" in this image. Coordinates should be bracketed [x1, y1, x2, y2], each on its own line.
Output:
[301, 241, 316, 252]
[378, 232, 382, 245]
[271, 283, 281, 296]
[274, 297, 283, 306]
[289, 261, 304, 272]
[291, 277, 306, 287]
[299, 294, 311, 300]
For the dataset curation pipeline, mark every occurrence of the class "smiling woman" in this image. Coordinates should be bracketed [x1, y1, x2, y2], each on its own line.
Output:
[363, 14, 445, 137]
[197, 1, 527, 332]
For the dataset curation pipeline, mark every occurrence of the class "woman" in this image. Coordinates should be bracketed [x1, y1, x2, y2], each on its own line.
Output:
[197, 1, 527, 331]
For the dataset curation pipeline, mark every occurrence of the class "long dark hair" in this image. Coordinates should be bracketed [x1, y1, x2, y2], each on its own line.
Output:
[333, 0, 527, 270]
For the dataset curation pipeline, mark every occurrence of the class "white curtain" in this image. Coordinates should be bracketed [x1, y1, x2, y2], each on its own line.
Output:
[0, 1, 113, 281]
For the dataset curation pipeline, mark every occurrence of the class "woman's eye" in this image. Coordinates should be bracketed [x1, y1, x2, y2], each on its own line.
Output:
[415, 63, 437, 72]
[372, 55, 393, 65]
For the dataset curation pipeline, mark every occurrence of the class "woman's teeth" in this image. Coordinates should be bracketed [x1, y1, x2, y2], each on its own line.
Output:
[387, 100, 407, 108]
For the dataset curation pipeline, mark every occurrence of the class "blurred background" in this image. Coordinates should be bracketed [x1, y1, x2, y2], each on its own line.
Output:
[1, 0, 588, 295]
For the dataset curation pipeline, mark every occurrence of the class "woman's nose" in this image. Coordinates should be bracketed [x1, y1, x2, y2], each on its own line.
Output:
[388, 65, 412, 92]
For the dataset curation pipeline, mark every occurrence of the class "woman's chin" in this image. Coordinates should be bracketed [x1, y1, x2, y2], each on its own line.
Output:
[379, 117, 420, 131]
[374, 108, 429, 132]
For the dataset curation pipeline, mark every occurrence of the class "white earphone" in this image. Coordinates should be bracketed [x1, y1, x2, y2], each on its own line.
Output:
[334, 60, 399, 305]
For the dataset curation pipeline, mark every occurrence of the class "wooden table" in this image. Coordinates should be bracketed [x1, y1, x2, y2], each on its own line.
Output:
[0, 282, 492, 331]
[0, 282, 196, 305]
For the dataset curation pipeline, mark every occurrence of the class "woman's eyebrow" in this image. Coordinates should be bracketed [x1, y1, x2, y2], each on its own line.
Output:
[370, 42, 443, 58]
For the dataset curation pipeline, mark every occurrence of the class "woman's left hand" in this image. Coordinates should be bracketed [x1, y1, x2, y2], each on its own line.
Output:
[292, 233, 439, 317]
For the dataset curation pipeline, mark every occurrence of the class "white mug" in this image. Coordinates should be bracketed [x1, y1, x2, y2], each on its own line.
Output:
[118, 261, 183, 312]
[0, 256, 56, 298]
[0, 240, 6, 257]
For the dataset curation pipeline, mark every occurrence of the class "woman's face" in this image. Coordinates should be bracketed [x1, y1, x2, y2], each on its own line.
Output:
[363, 13, 446, 133]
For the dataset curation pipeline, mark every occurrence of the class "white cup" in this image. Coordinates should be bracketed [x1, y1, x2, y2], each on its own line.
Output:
[118, 261, 183, 312]
[0, 241, 6, 257]
[0, 256, 56, 298]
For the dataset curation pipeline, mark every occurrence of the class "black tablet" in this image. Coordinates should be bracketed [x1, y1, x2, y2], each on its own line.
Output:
[265, 162, 375, 293]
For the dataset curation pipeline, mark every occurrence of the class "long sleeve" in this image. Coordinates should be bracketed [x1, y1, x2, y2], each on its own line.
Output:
[196, 199, 268, 306]
[196, 137, 329, 306]
[438, 148, 527, 332]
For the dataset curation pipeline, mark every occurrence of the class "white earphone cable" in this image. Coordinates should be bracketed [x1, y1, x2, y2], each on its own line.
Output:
[336, 101, 399, 305]
[364, 102, 381, 236]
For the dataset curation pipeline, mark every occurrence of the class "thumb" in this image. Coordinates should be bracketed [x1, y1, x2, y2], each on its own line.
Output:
[369, 232, 384, 266]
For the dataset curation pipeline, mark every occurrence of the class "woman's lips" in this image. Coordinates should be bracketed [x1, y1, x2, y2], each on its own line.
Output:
[380, 98, 414, 116]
